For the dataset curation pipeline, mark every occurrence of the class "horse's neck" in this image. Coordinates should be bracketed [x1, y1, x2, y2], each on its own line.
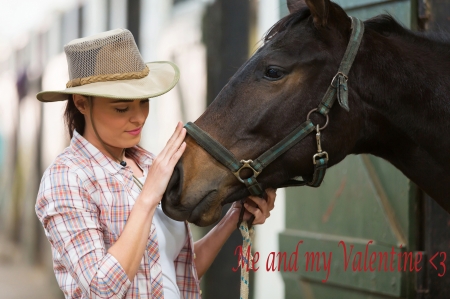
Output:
[353, 30, 450, 209]
[355, 30, 450, 158]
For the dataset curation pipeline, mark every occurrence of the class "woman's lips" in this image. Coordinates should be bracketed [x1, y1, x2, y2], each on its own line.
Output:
[126, 127, 142, 136]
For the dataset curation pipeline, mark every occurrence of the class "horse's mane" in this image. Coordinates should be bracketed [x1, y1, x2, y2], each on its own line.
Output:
[264, 6, 450, 47]
[365, 14, 450, 46]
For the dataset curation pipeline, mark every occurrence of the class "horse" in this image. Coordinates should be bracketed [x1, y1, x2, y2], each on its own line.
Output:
[161, 0, 450, 227]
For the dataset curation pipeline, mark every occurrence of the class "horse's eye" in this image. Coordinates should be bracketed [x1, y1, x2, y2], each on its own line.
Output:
[264, 67, 284, 80]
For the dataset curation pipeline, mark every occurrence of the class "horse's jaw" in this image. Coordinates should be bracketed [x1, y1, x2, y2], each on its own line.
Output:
[162, 181, 249, 227]
[162, 189, 222, 227]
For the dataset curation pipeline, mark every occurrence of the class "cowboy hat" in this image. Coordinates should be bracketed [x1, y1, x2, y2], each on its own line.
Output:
[36, 28, 179, 102]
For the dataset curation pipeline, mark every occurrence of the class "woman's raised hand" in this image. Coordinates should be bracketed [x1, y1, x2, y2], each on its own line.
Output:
[227, 188, 277, 225]
[141, 121, 186, 207]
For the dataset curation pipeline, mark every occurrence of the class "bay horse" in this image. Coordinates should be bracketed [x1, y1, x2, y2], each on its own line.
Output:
[162, 0, 450, 227]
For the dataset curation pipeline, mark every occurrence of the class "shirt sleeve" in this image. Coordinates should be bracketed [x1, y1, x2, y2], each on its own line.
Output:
[35, 164, 132, 298]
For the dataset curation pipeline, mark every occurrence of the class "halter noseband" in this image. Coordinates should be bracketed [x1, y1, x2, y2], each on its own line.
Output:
[184, 17, 364, 227]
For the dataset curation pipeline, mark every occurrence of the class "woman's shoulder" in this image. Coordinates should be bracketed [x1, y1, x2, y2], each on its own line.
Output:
[42, 146, 94, 182]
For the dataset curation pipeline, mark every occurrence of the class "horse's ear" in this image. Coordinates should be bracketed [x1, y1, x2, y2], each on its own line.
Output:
[304, 0, 330, 27]
[287, 0, 306, 14]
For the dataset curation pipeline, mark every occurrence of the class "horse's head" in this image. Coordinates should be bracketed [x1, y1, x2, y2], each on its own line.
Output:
[162, 0, 365, 226]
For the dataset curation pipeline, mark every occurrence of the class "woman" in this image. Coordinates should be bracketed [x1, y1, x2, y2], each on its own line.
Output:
[35, 29, 276, 299]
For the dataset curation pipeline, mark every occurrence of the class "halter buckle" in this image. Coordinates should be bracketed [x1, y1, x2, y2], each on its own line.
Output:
[313, 152, 329, 164]
[331, 72, 348, 87]
[233, 159, 261, 183]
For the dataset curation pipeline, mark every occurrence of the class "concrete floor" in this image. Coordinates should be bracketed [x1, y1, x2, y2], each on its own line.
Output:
[0, 233, 62, 299]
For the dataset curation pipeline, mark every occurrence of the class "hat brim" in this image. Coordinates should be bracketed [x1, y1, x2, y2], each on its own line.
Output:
[36, 61, 180, 102]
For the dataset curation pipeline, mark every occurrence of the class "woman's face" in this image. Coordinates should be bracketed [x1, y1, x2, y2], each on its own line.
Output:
[74, 95, 150, 150]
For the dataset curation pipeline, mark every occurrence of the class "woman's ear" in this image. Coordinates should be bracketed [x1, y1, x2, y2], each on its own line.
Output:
[73, 94, 89, 114]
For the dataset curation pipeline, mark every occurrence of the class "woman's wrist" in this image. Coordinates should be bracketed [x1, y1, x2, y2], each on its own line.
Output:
[135, 192, 160, 214]
[221, 205, 241, 232]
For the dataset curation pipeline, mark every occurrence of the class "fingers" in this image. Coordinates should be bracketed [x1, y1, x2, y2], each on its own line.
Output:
[265, 188, 276, 210]
[168, 141, 186, 168]
[160, 122, 186, 160]
[242, 188, 277, 225]
[246, 196, 269, 217]
[243, 202, 267, 224]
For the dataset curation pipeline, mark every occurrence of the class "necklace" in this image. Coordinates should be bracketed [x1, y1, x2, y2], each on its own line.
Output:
[132, 174, 144, 190]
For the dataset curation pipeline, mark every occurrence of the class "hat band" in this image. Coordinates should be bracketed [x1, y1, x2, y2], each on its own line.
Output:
[66, 65, 150, 88]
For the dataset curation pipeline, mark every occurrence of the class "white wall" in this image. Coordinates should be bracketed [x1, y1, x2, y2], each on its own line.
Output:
[254, 1, 285, 299]
[139, 1, 207, 156]
[82, 0, 107, 37]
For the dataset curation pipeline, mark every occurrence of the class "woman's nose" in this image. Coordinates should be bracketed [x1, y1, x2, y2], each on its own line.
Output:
[130, 106, 148, 124]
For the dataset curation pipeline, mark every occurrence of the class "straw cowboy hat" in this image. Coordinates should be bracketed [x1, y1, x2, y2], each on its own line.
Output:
[37, 28, 179, 102]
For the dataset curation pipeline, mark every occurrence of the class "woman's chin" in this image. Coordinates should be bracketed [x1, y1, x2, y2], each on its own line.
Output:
[120, 134, 141, 147]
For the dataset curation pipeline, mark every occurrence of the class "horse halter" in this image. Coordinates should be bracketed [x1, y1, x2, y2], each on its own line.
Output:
[184, 17, 364, 227]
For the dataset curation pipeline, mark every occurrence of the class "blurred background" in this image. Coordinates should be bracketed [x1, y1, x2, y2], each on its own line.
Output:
[0, 0, 286, 298]
[0, 0, 449, 298]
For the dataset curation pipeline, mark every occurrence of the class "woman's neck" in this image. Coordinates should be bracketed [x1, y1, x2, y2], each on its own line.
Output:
[83, 129, 125, 163]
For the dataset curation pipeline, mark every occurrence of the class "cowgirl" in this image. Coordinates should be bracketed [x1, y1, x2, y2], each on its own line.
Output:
[35, 29, 276, 299]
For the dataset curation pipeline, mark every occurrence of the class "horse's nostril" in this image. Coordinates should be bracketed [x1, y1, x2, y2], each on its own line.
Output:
[165, 161, 183, 205]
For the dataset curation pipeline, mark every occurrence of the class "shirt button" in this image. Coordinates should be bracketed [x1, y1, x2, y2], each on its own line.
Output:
[194, 253, 196, 259]
[200, 290, 202, 295]
[151, 264, 160, 277]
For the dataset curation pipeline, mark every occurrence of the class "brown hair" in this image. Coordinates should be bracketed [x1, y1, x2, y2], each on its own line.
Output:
[64, 95, 86, 138]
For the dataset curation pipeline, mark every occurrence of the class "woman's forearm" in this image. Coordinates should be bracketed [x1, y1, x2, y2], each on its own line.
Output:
[193, 191, 276, 278]
[107, 194, 158, 281]
[193, 210, 238, 278]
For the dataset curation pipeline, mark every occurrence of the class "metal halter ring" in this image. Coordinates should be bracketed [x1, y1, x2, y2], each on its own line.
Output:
[307, 108, 329, 130]
[233, 159, 261, 183]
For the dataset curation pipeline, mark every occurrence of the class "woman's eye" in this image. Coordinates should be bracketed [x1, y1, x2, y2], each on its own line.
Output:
[264, 68, 284, 80]
[115, 107, 129, 113]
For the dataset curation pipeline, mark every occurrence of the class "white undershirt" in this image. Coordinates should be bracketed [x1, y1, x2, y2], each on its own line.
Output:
[138, 175, 187, 299]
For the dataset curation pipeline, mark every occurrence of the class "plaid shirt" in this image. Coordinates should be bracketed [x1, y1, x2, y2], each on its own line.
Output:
[36, 130, 201, 299]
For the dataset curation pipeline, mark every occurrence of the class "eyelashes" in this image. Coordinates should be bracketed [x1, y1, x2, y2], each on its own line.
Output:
[115, 99, 149, 113]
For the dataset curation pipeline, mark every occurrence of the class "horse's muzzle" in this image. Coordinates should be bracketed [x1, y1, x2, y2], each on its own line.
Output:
[161, 161, 189, 221]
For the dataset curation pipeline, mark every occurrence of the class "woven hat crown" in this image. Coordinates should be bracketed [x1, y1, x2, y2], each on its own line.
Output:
[37, 28, 180, 102]
[64, 29, 147, 87]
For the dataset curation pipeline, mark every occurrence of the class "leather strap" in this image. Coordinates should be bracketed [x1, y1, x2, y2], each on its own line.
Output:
[317, 16, 364, 115]
[308, 157, 328, 187]
[251, 120, 315, 173]
[184, 122, 241, 173]
[185, 120, 316, 187]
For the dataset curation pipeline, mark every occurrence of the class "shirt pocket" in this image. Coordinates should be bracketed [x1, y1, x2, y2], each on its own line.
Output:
[97, 177, 136, 240]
